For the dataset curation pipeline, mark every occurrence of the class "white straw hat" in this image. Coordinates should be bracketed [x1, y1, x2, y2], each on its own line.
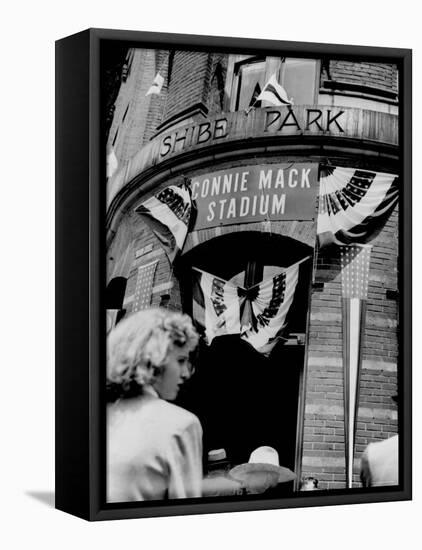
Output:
[229, 446, 296, 492]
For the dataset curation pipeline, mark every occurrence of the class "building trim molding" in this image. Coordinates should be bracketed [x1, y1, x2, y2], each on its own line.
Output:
[106, 106, 399, 234]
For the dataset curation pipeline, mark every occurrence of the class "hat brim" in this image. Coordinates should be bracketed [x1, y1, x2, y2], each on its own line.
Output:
[230, 463, 296, 484]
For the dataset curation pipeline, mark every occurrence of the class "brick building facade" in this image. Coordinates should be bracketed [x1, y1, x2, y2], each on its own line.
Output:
[105, 47, 399, 491]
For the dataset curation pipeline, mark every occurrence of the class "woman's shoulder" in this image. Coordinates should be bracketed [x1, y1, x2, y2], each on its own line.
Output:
[141, 399, 202, 443]
[143, 399, 203, 449]
[152, 399, 202, 432]
[108, 394, 199, 430]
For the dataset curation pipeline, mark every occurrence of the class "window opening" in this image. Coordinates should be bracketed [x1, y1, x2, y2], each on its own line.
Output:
[230, 56, 318, 110]
[234, 58, 266, 111]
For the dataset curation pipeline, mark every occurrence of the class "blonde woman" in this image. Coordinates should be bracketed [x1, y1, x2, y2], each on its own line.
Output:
[106, 309, 202, 502]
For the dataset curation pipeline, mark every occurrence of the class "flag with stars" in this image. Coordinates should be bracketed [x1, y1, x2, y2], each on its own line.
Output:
[135, 179, 194, 263]
[317, 167, 398, 247]
[340, 244, 372, 488]
[132, 260, 158, 312]
[192, 260, 302, 354]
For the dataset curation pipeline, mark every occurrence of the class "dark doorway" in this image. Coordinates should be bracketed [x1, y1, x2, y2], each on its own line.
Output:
[175, 231, 312, 474]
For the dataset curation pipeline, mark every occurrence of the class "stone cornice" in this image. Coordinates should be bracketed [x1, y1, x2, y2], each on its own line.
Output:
[106, 106, 398, 238]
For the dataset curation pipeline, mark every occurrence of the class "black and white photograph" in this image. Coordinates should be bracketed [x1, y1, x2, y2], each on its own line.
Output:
[4, 0, 421, 546]
[104, 38, 408, 509]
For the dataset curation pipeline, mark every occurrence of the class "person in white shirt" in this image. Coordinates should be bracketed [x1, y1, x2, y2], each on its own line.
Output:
[360, 435, 399, 488]
[106, 308, 203, 503]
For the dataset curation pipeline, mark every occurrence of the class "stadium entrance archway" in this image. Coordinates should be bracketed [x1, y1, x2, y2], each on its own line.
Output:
[175, 231, 313, 481]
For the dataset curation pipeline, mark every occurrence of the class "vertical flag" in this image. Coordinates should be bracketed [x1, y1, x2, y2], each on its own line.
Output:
[146, 72, 164, 96]
[132, 260, 158, 312]
[319, 165, 398, 488]
[340, 244, 372, 488]
[135, 179, 193, 263]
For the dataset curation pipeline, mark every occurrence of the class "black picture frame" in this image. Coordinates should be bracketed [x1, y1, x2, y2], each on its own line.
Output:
[55, 28, 412, 521]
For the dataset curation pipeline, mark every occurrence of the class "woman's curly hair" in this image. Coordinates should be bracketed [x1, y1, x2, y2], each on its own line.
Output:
[106, 308, 199, 402]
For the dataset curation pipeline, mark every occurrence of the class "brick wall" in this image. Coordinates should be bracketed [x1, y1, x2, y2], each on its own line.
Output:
[107, 48, 167, 163]
[207, 54, 228, 115]
[302, 205, 399, 489]
[123, 218, 172, 313]
[322, 61, 398, 95]
[163, 51, 211, 122]
[107, 214, 135, 283]
[143, 50, 169, 145]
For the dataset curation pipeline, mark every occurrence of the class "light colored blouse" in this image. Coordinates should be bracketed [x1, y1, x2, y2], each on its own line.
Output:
[107, 386, 203, 502]
[360, 435, 398, 487]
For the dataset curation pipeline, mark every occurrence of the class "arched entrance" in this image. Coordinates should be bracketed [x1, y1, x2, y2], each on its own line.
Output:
[175, 231, 313, 479]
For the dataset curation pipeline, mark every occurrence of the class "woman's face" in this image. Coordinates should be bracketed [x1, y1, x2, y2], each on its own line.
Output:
[152, 346, 192, 401]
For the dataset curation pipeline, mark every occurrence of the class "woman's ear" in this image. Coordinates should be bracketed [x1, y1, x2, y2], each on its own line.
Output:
[150, 362, 163, 380]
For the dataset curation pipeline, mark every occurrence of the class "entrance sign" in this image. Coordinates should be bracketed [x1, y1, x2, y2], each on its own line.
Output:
[191, 163, 319, 230]
[107, 108, 398, 209]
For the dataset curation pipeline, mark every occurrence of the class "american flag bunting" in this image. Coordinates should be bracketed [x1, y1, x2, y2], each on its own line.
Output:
[317, 167, 398, 247]
[135, 179, 193, 263]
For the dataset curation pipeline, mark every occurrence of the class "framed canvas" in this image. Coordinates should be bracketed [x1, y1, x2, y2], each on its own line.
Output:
[55, 28, 412, 521]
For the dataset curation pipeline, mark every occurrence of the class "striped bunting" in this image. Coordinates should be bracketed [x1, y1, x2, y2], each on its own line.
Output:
[317, 166, 399, 247]
[241, 263, 300, 354]
[192, 260, 303, 354]
[192, 269, 241, 344]
[135, 179, 193, 263]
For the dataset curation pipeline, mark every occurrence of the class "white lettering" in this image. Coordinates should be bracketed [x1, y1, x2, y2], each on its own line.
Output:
[251, 195, 257, 216]
[240, 171, 249, 192]
[259, 195, 269, 215]
[227, 198, 237, 218]
[272, 194, 286, 215]
[211, 176, 221, 195]
[301, 168, 311, 188]
[219, 199, 227, 219]
[259, 169, 272, 190]
[275, 169, 285, 188]
[233, 173, 239, 192]
[222, 174, 232, 194]
[201, 178, 210, 197]
[288, 168, 298, 188]
[207, 201, 216, 221]
[239, 196, 250, 217]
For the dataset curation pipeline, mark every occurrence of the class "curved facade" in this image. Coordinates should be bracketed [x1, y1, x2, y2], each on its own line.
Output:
[106, 48, 399, 490]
